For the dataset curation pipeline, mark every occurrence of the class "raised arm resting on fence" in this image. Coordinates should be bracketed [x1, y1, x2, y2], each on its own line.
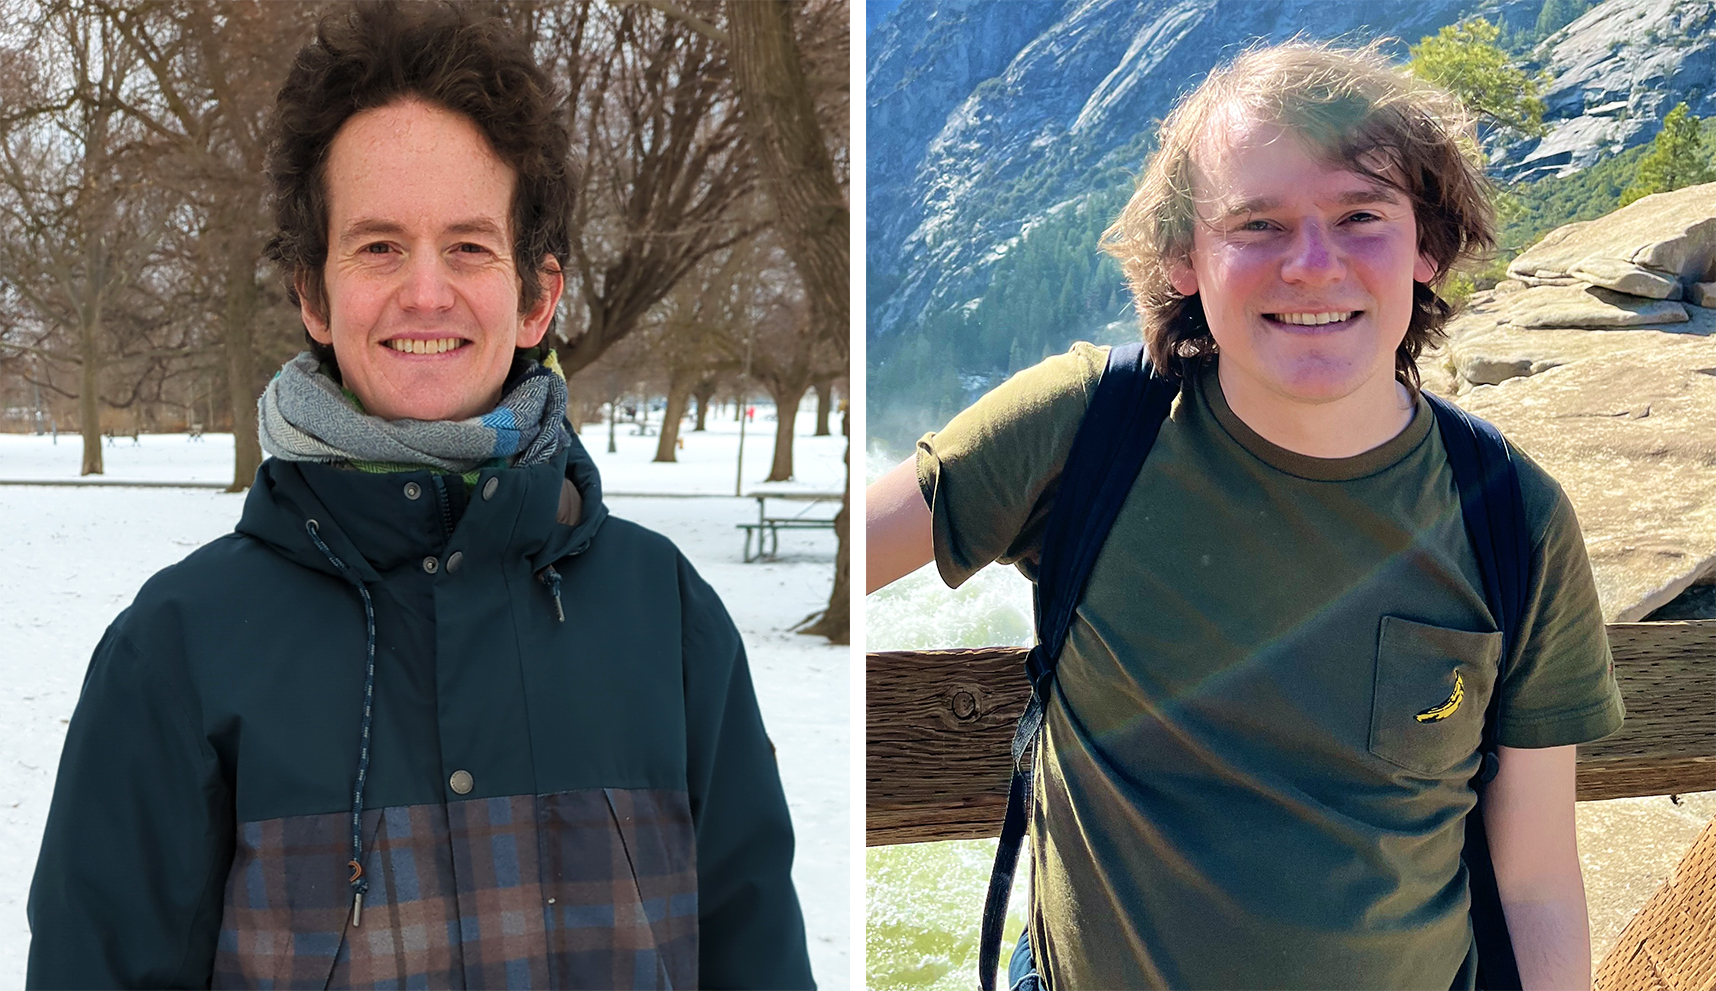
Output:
[866, 620, 1716, 846]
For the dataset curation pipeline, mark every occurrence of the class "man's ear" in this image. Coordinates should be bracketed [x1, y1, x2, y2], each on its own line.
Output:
[517, 256, 565, 349]
[1414, 252, 1439, 285]
[1170, 259, 1199, 297]
[298, 274, 333, 344]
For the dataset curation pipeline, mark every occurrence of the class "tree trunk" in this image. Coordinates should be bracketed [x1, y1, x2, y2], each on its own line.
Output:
[764, 383, 805, 481]
[607, 397, 619, 454]
[813, 377, 833, 436]
[223, 239, 263, 491]
[692, 377, 716, 431]
[800, 416, 848, 644]
[726, 1, 848, 355]
[78, 317, 103, 476]
[727, 0, 849, 643]
[77, 123, 106, 476]
[654, 375, 692, 462]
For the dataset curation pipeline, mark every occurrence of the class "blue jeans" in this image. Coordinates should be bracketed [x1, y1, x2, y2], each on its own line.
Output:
[1007, 928, 1041, 991]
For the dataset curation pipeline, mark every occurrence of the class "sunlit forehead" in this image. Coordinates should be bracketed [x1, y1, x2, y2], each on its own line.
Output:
[1189, 108, 1408, 227]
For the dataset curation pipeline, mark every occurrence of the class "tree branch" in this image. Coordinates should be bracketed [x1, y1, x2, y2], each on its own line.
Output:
[626, 0, 729, 46]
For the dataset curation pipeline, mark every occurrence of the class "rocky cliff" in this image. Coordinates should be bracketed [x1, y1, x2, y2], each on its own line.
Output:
[1500, 0, 1716, 180]
[867, 0, 1538, 351]
[868, 0, 1716, 352]
[1424, 181, 1716, 620]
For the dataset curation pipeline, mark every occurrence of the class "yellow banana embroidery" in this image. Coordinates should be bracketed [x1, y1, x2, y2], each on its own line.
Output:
[1415, 671, 1464, 723]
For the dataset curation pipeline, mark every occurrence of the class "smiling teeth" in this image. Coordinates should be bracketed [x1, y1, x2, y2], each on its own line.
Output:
[387, 338, 464, 354]
[1275, 312, 1355, 325]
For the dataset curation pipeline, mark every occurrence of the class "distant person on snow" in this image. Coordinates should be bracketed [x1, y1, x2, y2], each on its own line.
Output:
[27, 4, 811, 988]
[867, 41, 1621, 991]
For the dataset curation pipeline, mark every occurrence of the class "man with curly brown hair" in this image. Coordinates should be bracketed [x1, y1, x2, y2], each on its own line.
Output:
[869, 41, 1620, 991]
[27, 5, 812, 988]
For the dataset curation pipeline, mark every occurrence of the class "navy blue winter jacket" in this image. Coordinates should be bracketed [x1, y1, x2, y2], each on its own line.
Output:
[27, 433, 813, 989]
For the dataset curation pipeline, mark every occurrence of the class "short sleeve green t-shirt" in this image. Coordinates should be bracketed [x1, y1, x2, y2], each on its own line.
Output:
[916, 343, 1624, 990]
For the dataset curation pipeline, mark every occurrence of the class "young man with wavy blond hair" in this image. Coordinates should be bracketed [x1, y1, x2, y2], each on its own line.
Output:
[869, 41, 1620, 990]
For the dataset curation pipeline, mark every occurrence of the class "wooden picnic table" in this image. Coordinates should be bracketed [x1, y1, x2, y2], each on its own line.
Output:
[738, 490, 843, 562]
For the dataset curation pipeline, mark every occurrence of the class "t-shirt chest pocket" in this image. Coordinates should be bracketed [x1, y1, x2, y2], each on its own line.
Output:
[1369, 616, 1503, 777]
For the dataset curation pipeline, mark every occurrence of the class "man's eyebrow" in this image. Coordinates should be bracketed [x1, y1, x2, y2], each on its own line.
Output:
[444, 218, 508, 239]
[338, 217, 508, 242]
[1219, 186, 1402, 218]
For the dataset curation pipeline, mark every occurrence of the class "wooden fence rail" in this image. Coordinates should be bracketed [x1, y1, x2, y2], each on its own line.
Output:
[867, 621, 1716, 846]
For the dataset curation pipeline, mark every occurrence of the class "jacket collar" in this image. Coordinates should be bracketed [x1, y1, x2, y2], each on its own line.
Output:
[235, 427, 609, 581]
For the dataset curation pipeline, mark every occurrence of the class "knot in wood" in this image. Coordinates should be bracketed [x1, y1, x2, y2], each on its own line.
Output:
[951, 690, 978, 721]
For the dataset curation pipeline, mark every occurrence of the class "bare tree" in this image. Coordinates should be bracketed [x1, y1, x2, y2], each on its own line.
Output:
[726, 0, 849, 642]
[706, 235, 840, 482]
[568, 328, 652, 457]
[690, 373, 719, 431]
[0, 1, 172, 474]
[642, 0, 849, 640]
[642, 260, 735, 463]
[543, 0, 759, 380]
[812, 375, 839, 436]
[99, 0, 321, 490]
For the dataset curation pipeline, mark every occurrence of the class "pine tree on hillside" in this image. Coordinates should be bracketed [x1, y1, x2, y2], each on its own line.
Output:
[1619, 104, 1715, 206]
[1534, 0, 1568, 37]
[1409, 18, 1546, 139]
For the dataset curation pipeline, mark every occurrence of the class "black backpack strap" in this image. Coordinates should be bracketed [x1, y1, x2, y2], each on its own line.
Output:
[1427, 392, 1531, 991]
[977, 342, 1176, 990]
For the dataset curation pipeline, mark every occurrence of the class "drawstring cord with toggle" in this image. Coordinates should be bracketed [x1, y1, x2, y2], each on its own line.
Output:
[538, 564, 564, 623]
[304, 518, 377, 928]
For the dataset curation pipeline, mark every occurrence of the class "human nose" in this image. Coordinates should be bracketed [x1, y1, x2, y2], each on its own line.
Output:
[1279, 221, 1343, 285]
[398, 247, 456, 312]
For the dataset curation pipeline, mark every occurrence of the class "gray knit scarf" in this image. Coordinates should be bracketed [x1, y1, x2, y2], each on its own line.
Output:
[258, 351, 571, 474]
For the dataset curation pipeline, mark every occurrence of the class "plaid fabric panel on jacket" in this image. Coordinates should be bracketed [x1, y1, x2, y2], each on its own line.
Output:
[211, 788, 697, 989]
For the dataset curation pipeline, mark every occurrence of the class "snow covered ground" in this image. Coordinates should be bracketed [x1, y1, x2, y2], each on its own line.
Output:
[0, 406, 850, 987]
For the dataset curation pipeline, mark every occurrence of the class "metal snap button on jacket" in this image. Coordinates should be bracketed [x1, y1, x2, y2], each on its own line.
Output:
[446, 551, 463, 573]
[422, 556, 438, 574]
[403, 481, 422, 500]
[482, 477, 499, 501]
[448, 770, 473, 795]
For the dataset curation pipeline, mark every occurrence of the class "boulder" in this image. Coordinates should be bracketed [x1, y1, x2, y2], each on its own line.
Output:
[1457, 355, 1534, 387]
[1499, 284, 1689, 329]
[1442, 339, 1716, 622]
[1423, 278, 1716, 621]
[1566, 258, 1682, 300]
[1692, 282, 1716, 309]
[1507, 182, 1716, 294]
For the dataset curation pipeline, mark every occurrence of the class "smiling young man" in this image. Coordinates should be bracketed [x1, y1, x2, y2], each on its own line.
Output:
[27, 5, 812, 988]
[867, 42, 1621, 990]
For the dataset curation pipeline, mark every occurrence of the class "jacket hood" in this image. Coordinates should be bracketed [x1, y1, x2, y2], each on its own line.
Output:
[537, 426, 608, 569]
[234, 426, 609, 579]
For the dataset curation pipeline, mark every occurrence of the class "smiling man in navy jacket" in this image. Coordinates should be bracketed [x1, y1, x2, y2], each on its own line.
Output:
[27, 4, 812, 988]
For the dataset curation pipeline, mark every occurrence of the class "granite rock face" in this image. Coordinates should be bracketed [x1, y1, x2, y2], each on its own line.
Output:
[868, 0, 1714, 351]
[867, 0, 1498, 346]
[1451, 340, 1716, 622]
[1426, 188, 1716, 621]
[1507, 182, 1716, 296]
[1499, 0, 1716, 181]
[1501, 284, 1690, 328]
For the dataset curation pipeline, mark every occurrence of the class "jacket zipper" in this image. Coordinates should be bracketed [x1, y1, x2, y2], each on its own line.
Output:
[430, 474, 456, 544]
